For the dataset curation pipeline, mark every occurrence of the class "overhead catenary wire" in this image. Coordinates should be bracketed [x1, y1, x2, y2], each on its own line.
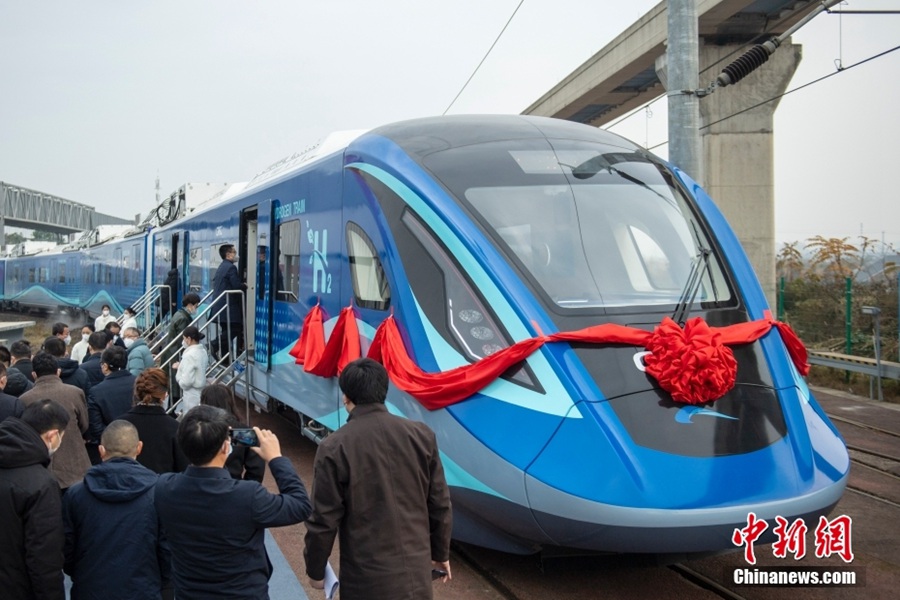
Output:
[638, 43, 900, 152]
[443, 0, 525, 115]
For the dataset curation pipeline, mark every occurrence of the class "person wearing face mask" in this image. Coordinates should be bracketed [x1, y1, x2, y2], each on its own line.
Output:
[19, 352, 92, 492]
[160, 292, 201, 403]
[154, 406, 310, 599]
[87, 346, 137, 444]
[52, 322, 72, 352]
[94, 304, 117, 333]
[211, 243, 246, 363]
[173, 326, 209, 416]
[121, 368, 188, 475]
[123, 327, 154, 377]
[71, 324, 94, 365]
[121, 307, 138, 332]
[0, 399, 71, 600]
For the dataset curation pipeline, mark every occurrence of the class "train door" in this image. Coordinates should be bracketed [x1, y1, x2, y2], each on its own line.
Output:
[252, 200, 275, 370]
[168, 231, 190, 309]
[240, 208, 259, 355]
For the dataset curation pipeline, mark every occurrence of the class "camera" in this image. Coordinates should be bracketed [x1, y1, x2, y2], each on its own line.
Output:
[229, 428, 259, 447]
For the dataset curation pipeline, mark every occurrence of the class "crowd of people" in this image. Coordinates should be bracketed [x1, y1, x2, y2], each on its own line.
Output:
[0, 304, 454, 599]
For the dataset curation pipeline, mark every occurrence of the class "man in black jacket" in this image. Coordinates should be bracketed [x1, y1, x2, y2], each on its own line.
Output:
[87, 346, 136, 442]
[79, 332, 110, 388]
[0, 363, 25, 422]
[211, 244, 245, 360]
[155, 406, 311, 599]
[0, 399, 70, 600]
[8, 339, 35, 383]
[63, 420, 171, 600]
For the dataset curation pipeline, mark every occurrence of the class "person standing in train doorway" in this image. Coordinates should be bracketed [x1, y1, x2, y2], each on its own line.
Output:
[304, 358, 453, 599]
[211, 244, 245, 363]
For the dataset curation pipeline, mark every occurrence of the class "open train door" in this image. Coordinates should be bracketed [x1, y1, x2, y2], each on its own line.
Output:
[252, 199, 275, 370]
[168, 230, 189, 309]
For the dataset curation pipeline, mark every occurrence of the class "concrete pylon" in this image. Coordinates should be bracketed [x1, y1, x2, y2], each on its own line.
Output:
[699, 39, 801, 310]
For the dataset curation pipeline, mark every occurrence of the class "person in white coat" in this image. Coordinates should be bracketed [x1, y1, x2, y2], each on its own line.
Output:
[94, 305, 117, 333]
[121, 307, 138, 332]
[173, 326, 208, 416]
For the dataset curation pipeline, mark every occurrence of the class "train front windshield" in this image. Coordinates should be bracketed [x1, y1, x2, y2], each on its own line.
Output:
[424, 138, 732, 310]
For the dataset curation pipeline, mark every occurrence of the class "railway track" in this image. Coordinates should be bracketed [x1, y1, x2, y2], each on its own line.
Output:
[827, 410, 900, 509]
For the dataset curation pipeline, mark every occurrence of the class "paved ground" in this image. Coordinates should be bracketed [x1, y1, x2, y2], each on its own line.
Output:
[257, 386, 900, 599]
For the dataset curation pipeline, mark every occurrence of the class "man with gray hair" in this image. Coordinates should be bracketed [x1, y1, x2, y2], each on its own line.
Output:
[63, 420, 171, 600]
[122, 327, 154, 377]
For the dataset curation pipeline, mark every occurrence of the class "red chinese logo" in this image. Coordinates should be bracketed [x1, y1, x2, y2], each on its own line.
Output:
[772, 516, 808, 559]
[814, 515, 854, 563]
[732, 512, 768, 564]
[733, 513, 854, 564]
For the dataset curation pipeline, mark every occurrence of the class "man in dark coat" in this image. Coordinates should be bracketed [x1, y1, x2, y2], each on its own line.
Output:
[63, 420, 171, 600]
[154, 406, 311, 599]
[304, 358, 453, 600]
[43, 337, 91, 401]
[211, 244, 245, 359]
[0, 363, 26, 421]
[3, 363, 34, 397]
[0, 399, 70, 600]
[79, 331, 110, 388]
[8, 339, 35, 383]
[87, 346, 136, 442]
[20, 352, 92, 491]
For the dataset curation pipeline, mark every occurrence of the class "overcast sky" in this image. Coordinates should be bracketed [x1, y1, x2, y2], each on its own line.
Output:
[1, 0, 898, 249]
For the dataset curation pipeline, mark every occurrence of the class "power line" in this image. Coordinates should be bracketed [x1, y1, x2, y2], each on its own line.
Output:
[443, 1, 525, 115]
[701, 44, 900, 130]
[638, 43, 900, 152]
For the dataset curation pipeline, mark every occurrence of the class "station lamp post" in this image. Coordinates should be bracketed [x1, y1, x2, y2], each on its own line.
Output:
[861, 306, 883, 401]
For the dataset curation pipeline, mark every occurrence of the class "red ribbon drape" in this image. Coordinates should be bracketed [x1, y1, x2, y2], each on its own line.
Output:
[289, 305, 809, 409]
[290, 305, 361, 376]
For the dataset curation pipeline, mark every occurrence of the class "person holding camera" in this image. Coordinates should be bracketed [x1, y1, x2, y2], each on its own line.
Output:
[154, 405, 311, 599]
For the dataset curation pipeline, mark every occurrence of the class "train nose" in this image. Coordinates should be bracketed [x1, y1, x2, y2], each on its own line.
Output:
[520, 383, 848, 553]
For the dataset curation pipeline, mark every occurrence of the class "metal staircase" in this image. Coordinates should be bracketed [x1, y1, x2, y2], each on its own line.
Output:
[152, 289, 250, 418]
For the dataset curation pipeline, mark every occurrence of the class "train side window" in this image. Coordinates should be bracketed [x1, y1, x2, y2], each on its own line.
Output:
[346, 222, 390, 311]
[189, 247, 203, 292]
[275, 220, 300, 303]
[59, 261, 66, 284]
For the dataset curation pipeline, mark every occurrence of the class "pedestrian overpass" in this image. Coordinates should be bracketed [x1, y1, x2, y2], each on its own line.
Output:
[0, 180, 133, 247]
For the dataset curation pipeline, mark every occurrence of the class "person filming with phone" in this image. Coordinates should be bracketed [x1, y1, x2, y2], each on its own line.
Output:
[154, 405, 311, 599]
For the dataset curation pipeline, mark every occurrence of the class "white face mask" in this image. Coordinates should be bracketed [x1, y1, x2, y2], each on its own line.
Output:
[82, 333, 90, 342]
[227, 441, 233, 457]
[48, 430, 63, 456]
[64, 335, 72, 345]
[124, 338, 135, 349]
[182, 341, 189, 349]
[102, 309, 110, 316]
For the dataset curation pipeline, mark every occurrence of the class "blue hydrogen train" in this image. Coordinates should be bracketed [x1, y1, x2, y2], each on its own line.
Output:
[0, 115, 848, 555]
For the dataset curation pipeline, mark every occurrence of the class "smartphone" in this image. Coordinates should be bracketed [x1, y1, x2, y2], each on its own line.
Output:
[431, 568, 448, 581]
[230, 428, 259, 447]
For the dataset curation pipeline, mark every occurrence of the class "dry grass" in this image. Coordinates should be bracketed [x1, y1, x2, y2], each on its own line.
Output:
[0, 310, 71, 350]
